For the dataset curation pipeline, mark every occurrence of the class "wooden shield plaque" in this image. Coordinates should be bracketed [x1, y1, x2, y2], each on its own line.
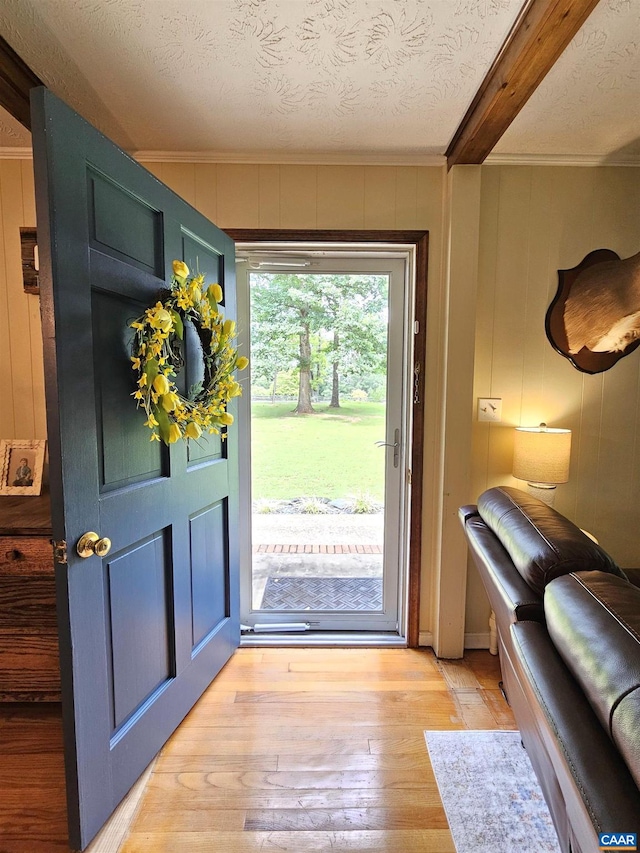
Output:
[546, 249, 640, 374]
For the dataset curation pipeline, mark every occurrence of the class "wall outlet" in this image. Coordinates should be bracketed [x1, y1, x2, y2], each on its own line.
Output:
[478, 398, 502, 422]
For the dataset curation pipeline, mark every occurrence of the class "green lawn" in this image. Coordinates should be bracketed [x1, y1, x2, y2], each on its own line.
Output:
[251, 401, 386, 500]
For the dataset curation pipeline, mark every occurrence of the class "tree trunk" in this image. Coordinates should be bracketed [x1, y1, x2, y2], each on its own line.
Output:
[271, 370, 278, 405]
[329, 329, 340, 408]
[294, 322, 315, 414]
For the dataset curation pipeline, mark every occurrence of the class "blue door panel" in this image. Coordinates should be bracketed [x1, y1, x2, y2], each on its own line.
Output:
[31, 87, 240, 850]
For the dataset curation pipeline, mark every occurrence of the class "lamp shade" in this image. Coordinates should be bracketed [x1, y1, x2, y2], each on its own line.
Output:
[513, 424, 572, 485]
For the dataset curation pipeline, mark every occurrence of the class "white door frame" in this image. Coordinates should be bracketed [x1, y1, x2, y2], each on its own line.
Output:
[236, 253, 411, 640]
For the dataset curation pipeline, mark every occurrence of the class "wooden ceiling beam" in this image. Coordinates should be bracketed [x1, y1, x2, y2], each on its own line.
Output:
[445, 0, 601, 169]
[0, 36, 44, 131]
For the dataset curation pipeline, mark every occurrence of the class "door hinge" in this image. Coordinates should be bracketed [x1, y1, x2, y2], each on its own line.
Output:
[51, 539, 68, 565]
[407, 468, 412, 485]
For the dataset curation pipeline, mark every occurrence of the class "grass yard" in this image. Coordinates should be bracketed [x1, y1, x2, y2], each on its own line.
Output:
[251, 401, 386, 500]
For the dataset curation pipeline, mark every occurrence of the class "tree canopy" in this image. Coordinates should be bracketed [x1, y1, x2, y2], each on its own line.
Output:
[250, 272, 388, 411]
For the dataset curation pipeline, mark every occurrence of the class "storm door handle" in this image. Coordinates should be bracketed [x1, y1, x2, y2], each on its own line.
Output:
[375, 429, 400, 468]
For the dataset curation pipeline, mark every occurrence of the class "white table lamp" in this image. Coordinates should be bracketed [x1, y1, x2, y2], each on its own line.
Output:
[513, 423, 572, 506]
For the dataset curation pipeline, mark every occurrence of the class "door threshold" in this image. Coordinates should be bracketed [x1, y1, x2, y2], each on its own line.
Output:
[240, 631, 407, 648]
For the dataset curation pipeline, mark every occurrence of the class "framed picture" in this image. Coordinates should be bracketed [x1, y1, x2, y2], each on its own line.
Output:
[0, 439, 47, 496]
[20, 228, 39, 295]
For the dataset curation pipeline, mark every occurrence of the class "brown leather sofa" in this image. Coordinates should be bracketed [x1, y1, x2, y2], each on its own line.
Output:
[460, 486, 640, 853]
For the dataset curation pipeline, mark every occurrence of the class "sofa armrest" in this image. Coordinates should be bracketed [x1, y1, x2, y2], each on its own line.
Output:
[458, 504, 479, 524]
[464, 516, 544, 624]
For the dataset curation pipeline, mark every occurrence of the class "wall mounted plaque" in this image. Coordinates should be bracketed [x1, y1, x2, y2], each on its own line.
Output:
[546, 249, 640, 374]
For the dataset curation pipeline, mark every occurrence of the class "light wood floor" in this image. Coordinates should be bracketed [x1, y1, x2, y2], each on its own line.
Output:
[0, 648, 515, 853]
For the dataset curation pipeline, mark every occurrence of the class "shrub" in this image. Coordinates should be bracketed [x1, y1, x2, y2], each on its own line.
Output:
[254, 498, 280, 514]
[298, 497, 330, 514]
[346, 492, 383, 514]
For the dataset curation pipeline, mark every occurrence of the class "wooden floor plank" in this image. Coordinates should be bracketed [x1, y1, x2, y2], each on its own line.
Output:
[162, 737, 372, 756]
[242, 805, 449, 831]
[463, 650, 504, 687]
[163, 722, 431, 739]
[368, 737, 434, 756]
[136, 787, 445, 811]
[437, 659, 481, 690]
[212, 678, 447, 691]
[232, 689, 450, 704]
[159, 751, 433, 778]
[120, 828, 456, 853]
[453, 689, 500, 729]
[481, 688, 518, 728]
[183, 702, 461, 728]
[145, 768, 436, 792]
[156, 754, 280, 773]
[275, 752, 433, 773]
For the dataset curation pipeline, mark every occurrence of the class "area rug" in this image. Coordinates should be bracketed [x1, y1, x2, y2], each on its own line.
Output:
[260, 576, 382, 610]
[424, 730, 560, 853]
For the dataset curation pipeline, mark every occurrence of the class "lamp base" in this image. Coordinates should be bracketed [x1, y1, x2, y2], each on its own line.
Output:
[526, 483, 557, 506]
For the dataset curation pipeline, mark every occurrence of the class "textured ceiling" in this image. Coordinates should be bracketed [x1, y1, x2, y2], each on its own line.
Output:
[0, 0, 638, 161]
[1, 0, 523, 158]
[496, 0, 640, 159]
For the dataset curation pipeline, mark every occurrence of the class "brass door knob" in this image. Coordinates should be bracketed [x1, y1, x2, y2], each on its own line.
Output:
[76, 531, 112, 559]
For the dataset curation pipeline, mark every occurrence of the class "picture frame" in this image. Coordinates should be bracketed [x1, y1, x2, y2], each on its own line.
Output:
[20, 228, 39, 295]
[0, 439, 47, 496]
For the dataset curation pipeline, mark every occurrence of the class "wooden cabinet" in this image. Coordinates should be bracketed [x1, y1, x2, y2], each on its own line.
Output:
[0, 492, 60, 701]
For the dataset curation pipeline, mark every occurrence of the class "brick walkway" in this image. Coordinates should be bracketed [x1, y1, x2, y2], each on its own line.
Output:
[253, 543, 383, 554]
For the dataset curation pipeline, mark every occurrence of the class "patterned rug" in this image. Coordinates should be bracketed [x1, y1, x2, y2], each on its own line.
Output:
[424, 730, 560, 853]
[260, 576, 382, 610]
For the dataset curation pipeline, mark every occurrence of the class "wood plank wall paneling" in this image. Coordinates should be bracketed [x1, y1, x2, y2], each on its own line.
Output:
[137, 163, 444, 236]
[0, 158, 44, 441]
[468, 165, 640, 635]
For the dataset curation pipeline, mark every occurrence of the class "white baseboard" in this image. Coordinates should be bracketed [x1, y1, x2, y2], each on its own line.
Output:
[463, 632, 491, 649]
[418, 630, 490, 650]
[418, 631, 433, 647]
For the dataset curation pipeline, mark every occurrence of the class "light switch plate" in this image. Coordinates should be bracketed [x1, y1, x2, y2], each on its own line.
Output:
[478, 398, 502, 422]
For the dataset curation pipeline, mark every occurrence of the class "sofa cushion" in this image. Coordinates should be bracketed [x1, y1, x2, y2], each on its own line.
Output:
[477, 486, 625, 596]
[545, 571, 640, 789]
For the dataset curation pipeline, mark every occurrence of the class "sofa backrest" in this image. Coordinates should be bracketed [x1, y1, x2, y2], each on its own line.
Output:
[545, 571, 640, 790]
[477, 486, 625, 596]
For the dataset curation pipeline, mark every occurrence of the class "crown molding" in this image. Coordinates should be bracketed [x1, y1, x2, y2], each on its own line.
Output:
[485, 152, 640, 167]
[0, 146, 32, 159]
[5, 145, 638, 168]
[132, 149, 447, 167]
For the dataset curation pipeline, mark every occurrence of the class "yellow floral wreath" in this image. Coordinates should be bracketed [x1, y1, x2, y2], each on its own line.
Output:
[130, 260, 248, 445]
